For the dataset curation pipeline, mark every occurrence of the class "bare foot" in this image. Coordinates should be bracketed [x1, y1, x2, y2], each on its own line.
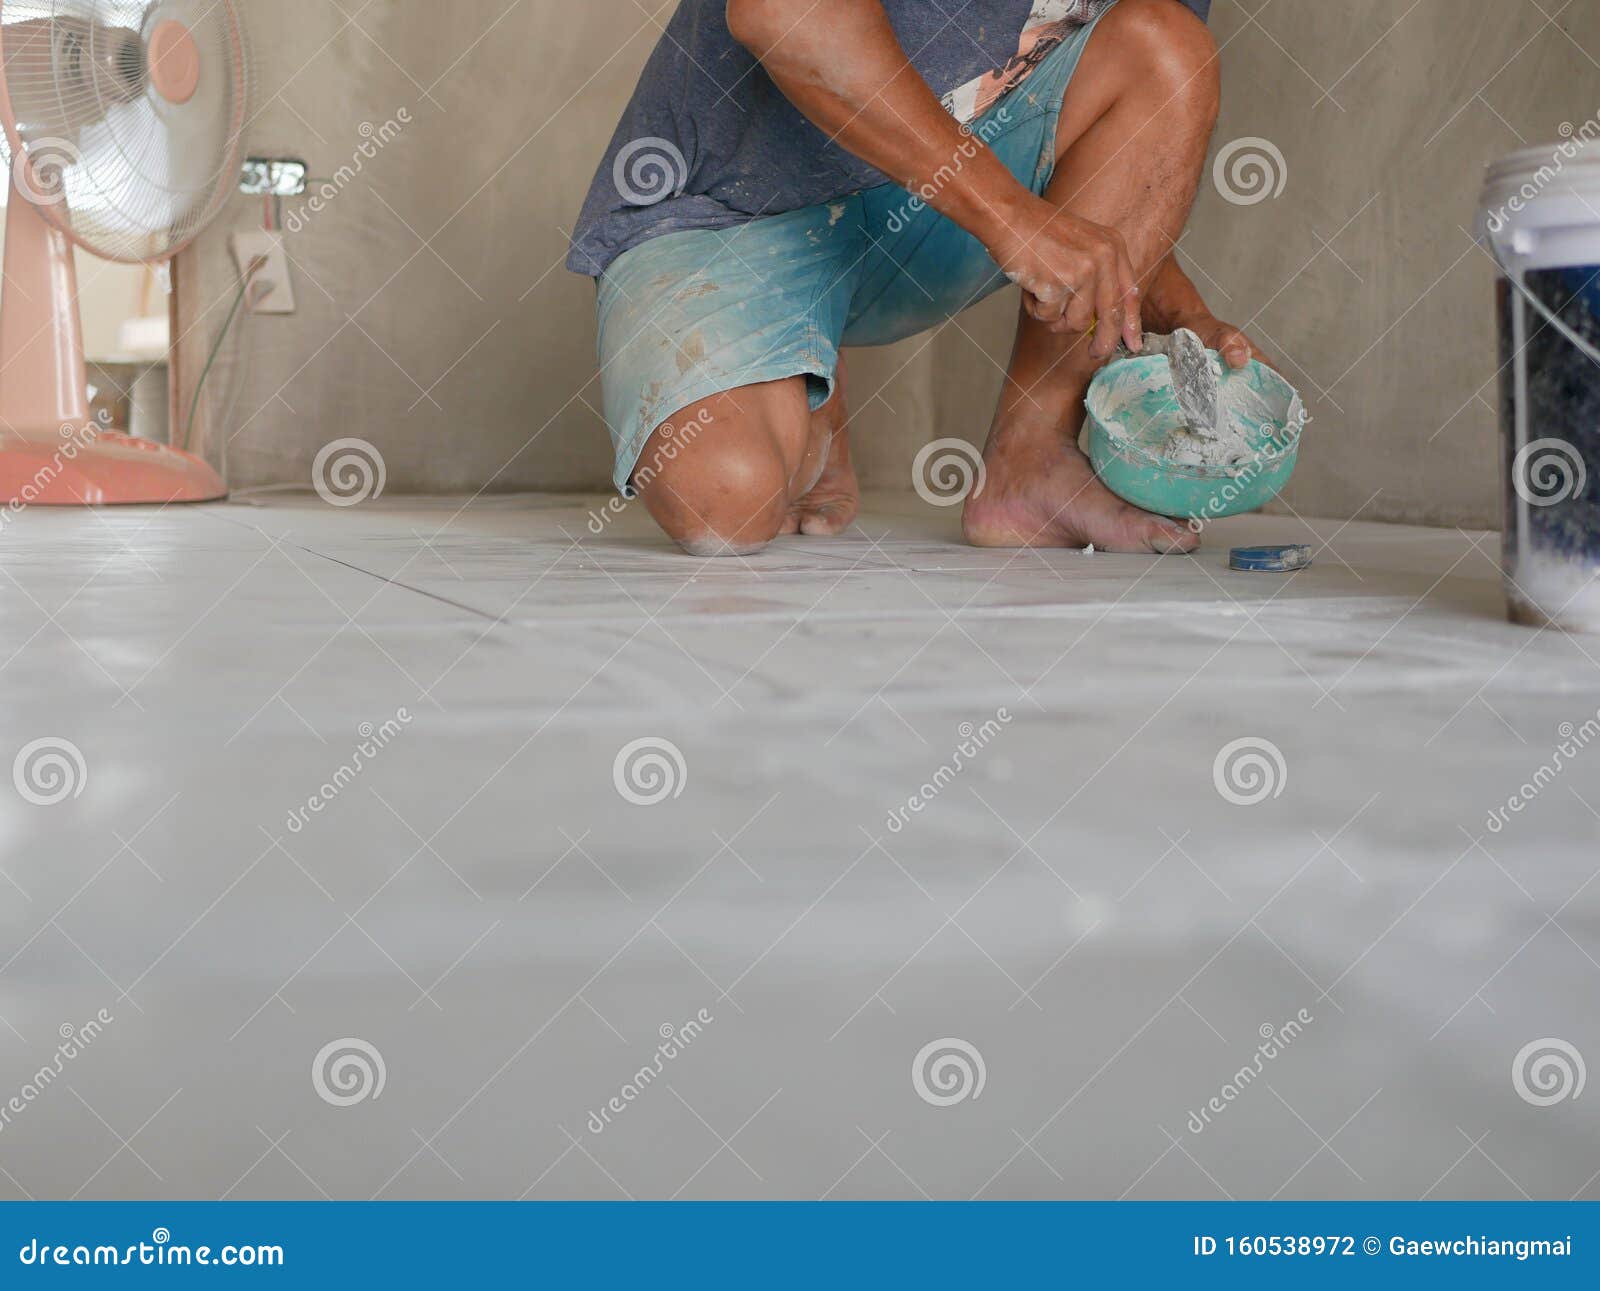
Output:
[962, 433, 1199, 554]
[781, 428, 859, 535]
[781, 407, 859, 537]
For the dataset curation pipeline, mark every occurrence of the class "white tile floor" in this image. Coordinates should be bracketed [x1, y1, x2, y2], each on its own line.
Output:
[2, 492, 1597, 1200]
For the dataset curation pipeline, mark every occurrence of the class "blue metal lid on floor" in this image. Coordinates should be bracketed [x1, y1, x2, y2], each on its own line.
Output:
[1228, 544, 1314, 572]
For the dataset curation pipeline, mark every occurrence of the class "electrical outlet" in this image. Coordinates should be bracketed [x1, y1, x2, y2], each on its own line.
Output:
[229, 230, 296, 314]
[239, 157, 308, 197]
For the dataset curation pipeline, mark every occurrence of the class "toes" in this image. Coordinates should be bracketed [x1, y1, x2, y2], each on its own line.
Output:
[1144, 518, 1200, 555]
[798, 501, 856, 536]
[1099, 502, 1200, 555]
[778, 510, 802, 536]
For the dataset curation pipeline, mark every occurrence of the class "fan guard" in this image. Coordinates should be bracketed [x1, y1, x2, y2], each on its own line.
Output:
[0, 0, 248, 263]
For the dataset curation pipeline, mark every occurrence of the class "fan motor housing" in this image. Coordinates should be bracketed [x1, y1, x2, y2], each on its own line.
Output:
[148, 20, 200, 104]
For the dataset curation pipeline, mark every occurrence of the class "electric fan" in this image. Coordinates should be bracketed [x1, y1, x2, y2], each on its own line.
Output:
[0, 0, 247, 505]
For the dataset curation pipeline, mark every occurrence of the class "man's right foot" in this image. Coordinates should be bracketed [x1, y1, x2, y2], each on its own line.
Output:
[962, 434, 1199, 554]
[781, 425, 859, 536]
[781, 363, 858, 537]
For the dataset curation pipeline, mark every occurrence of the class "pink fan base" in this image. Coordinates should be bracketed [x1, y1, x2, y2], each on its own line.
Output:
[0, 426, 226, 506]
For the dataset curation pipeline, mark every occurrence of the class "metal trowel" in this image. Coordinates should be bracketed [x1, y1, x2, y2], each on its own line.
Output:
[1117, 327, 1220, 435]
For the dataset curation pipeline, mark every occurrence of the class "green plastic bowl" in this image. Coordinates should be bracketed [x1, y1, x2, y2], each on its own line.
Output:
[1086, 354, 1305, 522]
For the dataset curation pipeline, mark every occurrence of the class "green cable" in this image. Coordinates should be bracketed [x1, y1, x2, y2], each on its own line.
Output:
[182, 263, 260, 453]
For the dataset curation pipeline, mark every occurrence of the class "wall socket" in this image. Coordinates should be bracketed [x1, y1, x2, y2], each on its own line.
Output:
[229, 230, 296, 314]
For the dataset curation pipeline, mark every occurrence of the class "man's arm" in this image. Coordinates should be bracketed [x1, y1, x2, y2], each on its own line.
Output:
[725, 0, 1143, 359]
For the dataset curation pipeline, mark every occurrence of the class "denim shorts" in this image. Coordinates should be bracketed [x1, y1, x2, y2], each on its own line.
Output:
[594, 10, 1108, 494]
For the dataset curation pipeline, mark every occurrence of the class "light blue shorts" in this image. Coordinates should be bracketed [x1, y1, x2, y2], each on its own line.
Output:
[594, 13, 1107, 494]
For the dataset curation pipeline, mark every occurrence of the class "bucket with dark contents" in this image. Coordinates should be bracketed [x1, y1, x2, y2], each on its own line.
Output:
[1482, 143, 1600, 632]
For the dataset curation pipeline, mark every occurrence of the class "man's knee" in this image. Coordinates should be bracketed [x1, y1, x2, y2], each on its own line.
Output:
[633, 407, 792, 557]
[1101, 0, 1221, 124]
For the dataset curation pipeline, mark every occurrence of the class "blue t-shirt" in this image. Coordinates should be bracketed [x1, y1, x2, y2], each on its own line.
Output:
[568, 0, 1211, 277]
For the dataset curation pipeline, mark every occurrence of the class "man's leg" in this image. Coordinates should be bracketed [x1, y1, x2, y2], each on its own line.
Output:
[964, 0, 1221, 551]
[633, 376, 829, 557]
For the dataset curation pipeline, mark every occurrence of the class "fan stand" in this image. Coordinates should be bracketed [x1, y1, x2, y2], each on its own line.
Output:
[0, 161, 226, 506]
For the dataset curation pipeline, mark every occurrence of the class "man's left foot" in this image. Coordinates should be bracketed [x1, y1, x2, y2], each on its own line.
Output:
[962, 430, 1200, 554]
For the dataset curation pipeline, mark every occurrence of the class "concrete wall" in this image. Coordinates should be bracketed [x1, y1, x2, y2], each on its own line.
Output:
[179, 0, 1600, 526]
[178, 1, 933, 494]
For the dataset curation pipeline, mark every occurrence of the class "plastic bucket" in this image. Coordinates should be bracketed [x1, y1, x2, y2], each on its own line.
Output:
[1480, 140, 1600, 632]
[1085, 355, 1303, 523]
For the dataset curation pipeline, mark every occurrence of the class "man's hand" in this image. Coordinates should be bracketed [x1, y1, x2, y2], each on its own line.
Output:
[1174, 313, 1274, 371]
[726, 0, 1142, 356]
[984, 192, 1143, 360]
[1144, 255, 1273, 371]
